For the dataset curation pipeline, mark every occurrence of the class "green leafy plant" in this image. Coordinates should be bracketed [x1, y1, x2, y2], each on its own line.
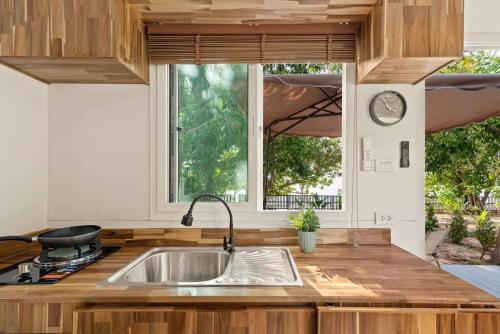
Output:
[448, 209, 468, 244]
[311, 194, 328, 210]
[289, 208, 320, 232]
[425, 201, 439, 233]
[476, 211, 498, 259]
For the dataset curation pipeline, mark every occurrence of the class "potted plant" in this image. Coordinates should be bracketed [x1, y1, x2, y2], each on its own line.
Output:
[289, 207, 320, 253]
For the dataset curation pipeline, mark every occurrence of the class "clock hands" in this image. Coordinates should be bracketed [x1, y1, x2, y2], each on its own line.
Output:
[381, 97, 398, 114]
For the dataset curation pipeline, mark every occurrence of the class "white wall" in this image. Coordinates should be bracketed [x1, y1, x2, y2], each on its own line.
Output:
[355, 83, 425, 256]
[48, 85, 150, 221]
[465, 0, 500, 50]
[0, 65, 48, 235]
[47, 65, 426, 257]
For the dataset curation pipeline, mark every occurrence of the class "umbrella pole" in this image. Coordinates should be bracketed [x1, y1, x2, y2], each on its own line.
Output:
[263, 126, 273, 210]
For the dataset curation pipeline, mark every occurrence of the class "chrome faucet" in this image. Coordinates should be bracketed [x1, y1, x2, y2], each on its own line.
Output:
[181, 193, 235, 253]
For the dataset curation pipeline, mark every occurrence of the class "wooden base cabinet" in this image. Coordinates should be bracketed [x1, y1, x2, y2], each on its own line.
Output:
[317, 307, 500, 334]
[74, 307, 315, 334]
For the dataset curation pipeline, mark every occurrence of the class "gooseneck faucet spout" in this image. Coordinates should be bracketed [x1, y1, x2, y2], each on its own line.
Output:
[181, 193, 235, 253]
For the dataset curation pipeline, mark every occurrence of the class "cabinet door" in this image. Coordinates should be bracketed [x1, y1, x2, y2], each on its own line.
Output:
[317, 307, 500, 334]
[74, 307, 315, 334]
[0, 302, 76, 333]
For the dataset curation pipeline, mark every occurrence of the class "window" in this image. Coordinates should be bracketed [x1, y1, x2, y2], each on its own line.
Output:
[168, 64, 249, 203]
[153, 63, 349, 218]
[262, 64, 344, 211]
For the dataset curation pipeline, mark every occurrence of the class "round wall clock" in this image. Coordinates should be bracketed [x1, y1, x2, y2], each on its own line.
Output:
[369, 91, 407, 126]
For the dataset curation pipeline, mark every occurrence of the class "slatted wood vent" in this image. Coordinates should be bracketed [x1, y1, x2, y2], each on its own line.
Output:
[148, 34, 356, 64]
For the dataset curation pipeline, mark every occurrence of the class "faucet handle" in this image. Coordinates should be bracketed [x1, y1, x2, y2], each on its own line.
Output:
[223, 236, 234, 252]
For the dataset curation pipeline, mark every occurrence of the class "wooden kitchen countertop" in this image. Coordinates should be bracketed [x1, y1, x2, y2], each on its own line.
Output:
[0, 244, 498, 307]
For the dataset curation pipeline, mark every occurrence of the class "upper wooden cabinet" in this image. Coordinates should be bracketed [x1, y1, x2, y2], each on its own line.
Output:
[357, 0, 464, 84]
[0, 0, 464, 84]
[0, 0, 148, 84]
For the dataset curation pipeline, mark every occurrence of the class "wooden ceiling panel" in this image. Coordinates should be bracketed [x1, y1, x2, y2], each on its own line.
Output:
[129, 0, 377, 24]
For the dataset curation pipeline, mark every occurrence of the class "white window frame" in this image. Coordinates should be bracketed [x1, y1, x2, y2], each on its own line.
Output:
[150, 63, 355, 226]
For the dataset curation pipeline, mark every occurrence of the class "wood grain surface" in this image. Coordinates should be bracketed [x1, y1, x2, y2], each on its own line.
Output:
[74, 307, 315, 334]
[0, 243, 497, 306]
[357, 0, 464, 84]
[318, 307, 500, 334]
[0, 0, 148, 83]
[130, 0, 377, 25]
[98, 228, 391, 247]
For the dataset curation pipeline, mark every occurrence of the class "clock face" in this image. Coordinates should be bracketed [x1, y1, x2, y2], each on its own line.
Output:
[369, 91, 407, 126]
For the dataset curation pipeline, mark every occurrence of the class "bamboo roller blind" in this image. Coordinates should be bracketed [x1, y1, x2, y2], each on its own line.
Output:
[148, 34, 356, 64]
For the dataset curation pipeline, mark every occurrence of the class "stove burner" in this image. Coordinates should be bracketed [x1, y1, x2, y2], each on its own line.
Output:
[0, 246, 120, 285]
[33, 248, 103, 269]
[34, 240, 103, 269]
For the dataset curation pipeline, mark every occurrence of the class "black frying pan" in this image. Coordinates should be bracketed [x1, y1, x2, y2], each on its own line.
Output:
[0, 225, 101, 248]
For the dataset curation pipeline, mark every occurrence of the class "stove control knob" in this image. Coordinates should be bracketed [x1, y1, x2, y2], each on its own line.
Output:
[17, 263, 32, 275]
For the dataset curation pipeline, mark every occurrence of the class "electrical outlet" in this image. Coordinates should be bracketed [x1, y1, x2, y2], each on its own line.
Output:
[375, 212, 395, 225]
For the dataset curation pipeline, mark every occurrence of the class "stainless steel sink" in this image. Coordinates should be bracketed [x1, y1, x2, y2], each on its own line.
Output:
[126, 251, 229, 283]
[102, 247, 302, 287]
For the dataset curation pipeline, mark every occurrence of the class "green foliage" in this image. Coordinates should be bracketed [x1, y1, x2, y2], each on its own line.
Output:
[289, 208, 321, 232]
[475, 211, 498, 259]
[425, 117, 500, 211]
[267, 136, 342, 194]
[441, 50, 500, 74]
[448, 210, 468, 244]
[425, 173, 464, 212]
[294, 193, 329, 210]
[310, 194, 328, 209]
[425, 201, 439, 233]
[263, 63, 342, 75]
[426, 51, 500, 212]
[177, 64, 248, 201]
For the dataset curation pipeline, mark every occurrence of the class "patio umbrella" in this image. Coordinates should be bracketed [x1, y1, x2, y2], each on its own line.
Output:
[425, 74, 500, 133]
[263, 73, 500, 137]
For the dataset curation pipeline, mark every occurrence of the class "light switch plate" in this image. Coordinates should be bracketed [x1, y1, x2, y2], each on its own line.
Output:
[375, 212, 396, 225]
[362, 159, 373, 172]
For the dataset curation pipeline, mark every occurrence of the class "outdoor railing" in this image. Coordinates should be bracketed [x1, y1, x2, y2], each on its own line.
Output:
[265, 195, 342, 210]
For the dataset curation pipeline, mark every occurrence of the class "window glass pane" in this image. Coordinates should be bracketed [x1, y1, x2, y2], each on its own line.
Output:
[262, 63, 343, 210]
[170, 64, 248, 203]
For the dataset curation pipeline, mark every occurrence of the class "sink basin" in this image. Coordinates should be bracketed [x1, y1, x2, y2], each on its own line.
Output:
[103, 247, 302, 287]
[126, 251, 229, 283]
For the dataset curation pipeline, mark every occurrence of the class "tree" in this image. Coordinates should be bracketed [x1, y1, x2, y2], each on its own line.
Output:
[263, 63, 342, 75]
[440, 50, 500, 74]
[427, 50, 500, 210]
[425, 117, 500, 211]
[177, 64, 248, 200]
[263, 63, 343, 195]
[430, 50, 500, 261]
[267, 136, 342, 194]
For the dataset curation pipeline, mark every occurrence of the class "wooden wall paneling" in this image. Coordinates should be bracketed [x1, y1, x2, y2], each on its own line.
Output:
[317, 307, 500, 334]
[74, 307, 315, 334]
[357, 0, 464, 84]
[97, 228, 391, 247]
[0, 0, 148, 84]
